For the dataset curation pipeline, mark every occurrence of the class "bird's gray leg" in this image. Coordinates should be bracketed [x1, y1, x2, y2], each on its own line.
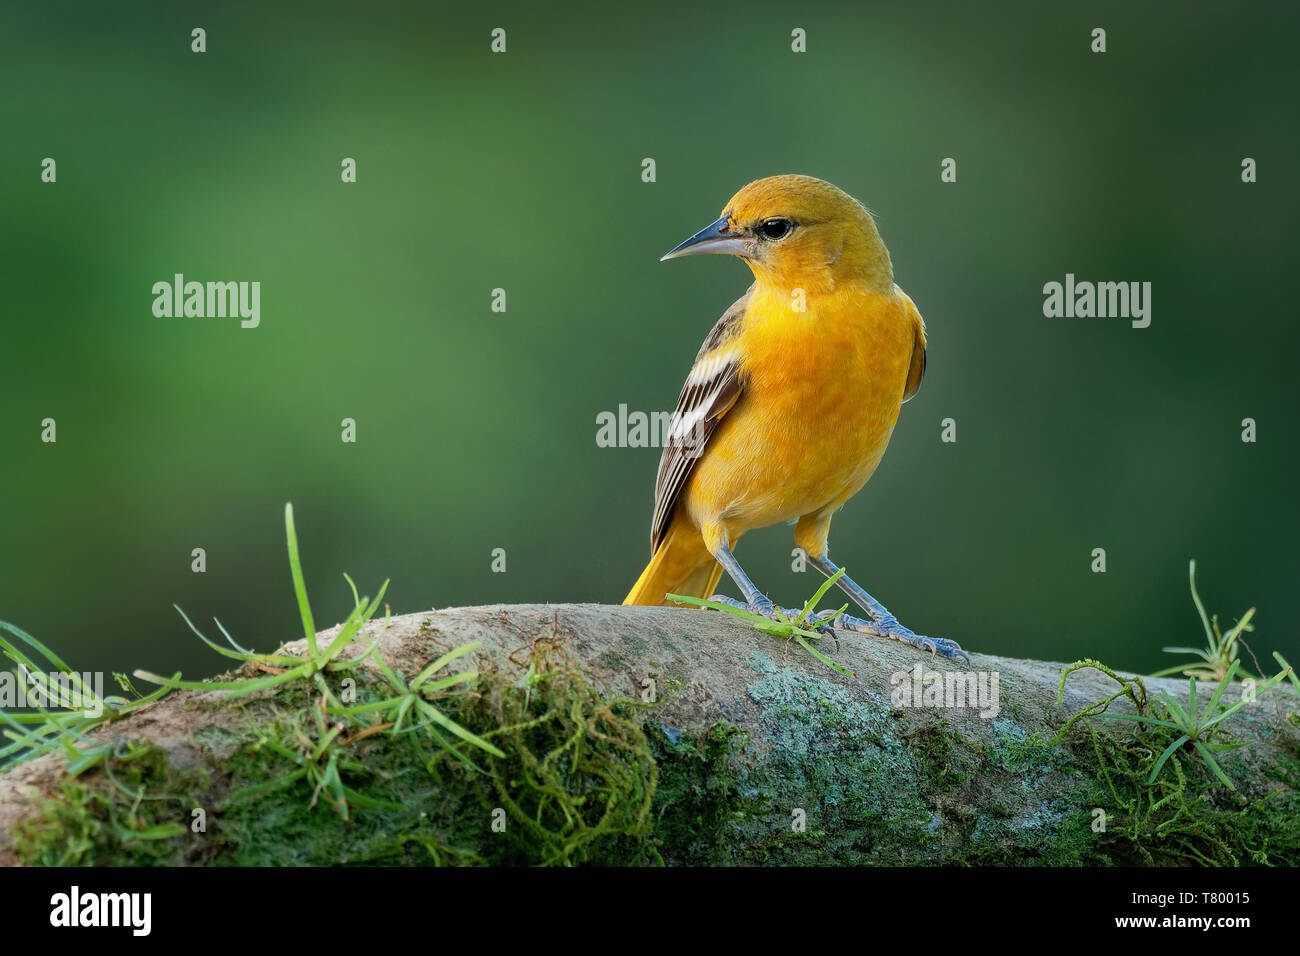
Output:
[808, 554, 970, 664]
[711, 544, 774, 616]
[704, 545, 836, 628]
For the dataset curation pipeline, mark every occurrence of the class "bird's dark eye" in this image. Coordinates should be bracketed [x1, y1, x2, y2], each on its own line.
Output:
[759, 218, 793, 240]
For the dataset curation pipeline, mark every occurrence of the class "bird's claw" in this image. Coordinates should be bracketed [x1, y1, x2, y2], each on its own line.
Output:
[831, 612, 971, 665]
[797, 608, 840, 637]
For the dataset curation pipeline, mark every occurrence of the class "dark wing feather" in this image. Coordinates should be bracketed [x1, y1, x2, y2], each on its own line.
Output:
[901, 295, 927, 403]
[648, 289, 751, 553]
[902, 330, 925, 402]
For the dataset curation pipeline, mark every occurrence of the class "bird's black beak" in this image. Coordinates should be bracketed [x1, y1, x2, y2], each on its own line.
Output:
[661, 216, 749, 261]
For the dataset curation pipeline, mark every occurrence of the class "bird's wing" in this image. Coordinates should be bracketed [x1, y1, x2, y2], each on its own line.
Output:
[649, 288, 751, 553]
[900, 290, 927, 403]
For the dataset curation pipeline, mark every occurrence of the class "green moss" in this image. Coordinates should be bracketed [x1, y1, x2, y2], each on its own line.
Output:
[208, 643, 662, 866]
[647, 722, 749, 864]
[11, 636, 666, 866]
[902, 722, 978, 789]
[1055, 716, 1300, 866]
[12, 741, 206, 866]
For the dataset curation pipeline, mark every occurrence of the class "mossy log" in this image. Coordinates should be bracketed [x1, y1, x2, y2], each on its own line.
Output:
[1, 604, 1297, 866]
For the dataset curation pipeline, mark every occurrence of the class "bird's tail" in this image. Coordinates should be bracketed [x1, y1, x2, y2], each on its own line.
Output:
[623, 516, 724, 606]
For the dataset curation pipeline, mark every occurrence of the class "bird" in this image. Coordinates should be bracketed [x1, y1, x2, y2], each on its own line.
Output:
[623, 174, 968, 662]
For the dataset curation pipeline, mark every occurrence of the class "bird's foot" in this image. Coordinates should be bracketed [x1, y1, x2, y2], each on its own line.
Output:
[704, 594, 837, 635]
[830, 612, 971, 665]
[701, 593, 773, 617]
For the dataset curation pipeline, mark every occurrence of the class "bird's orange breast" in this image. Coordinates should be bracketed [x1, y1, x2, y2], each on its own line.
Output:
[683, 283, 916, 543]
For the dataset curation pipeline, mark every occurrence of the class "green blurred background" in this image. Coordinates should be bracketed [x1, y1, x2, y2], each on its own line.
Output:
[2, 0, 1296, 683]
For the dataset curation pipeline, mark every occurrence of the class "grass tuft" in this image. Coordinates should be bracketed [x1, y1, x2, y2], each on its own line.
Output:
[668, 568, 855, 677]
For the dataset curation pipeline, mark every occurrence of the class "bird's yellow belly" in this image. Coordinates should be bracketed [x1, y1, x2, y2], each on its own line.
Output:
[684, 291, 912, 543]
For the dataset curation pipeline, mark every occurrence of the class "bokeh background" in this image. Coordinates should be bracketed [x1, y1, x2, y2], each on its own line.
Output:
[2, 0, 1296, 683]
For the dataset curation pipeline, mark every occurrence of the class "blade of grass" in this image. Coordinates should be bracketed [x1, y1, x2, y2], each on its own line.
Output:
[410, 642, 481, 690]
[284, 503, 317, 655]
[1192, 739, 1234, 789]
[1188, 560, 1215, 651]
[1148, 735, 1189, 783]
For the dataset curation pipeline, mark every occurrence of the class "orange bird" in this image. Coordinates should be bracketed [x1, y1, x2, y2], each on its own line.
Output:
[624, 174, 967, 662]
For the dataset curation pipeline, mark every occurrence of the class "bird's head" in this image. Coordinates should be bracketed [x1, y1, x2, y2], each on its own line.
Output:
[661, 174, 893, 294]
